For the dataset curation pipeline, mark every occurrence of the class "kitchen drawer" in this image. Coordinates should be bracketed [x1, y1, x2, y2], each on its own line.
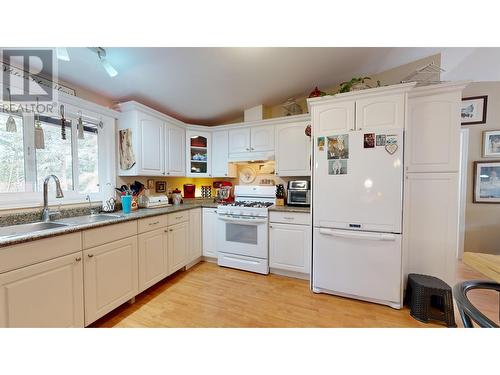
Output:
[269, 211, 310, 225]
[167, 210, 189, 226]
[138, 215, 168, 233]
[0, 232, 82, 274]
[83, 220, 137, 249]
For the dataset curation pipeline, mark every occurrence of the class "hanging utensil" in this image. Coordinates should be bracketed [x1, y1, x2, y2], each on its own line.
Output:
[34, 97, 45, 149]
[60, 104, 66, 140]
[77, 111, 84, 140]
[5, 88, 17, 133]
[34, 112, 45, 149]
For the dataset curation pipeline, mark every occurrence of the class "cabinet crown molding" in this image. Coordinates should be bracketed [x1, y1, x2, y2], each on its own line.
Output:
[307, 82, 417, 111]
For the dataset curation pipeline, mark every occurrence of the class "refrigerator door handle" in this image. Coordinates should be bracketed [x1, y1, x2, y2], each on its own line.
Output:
[318, 228, 397, 241]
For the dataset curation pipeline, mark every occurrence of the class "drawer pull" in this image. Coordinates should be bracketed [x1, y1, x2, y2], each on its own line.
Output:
[169, 229, 173, 232]
[283, 217, 295, 220]
[175, 216, 182, 219]
[88, 254, 94, 258]
[75, 257, 82, 262]
[149, 221, 160, 225]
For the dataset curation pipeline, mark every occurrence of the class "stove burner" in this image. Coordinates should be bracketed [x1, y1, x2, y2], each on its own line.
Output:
[222, 201, 274, 208]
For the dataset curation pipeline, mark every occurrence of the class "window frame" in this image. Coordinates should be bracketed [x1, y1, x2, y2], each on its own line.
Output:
[0, 100, 116, 210]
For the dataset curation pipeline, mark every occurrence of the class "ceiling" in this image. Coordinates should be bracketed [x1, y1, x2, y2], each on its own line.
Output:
[54, 47, 444, 125]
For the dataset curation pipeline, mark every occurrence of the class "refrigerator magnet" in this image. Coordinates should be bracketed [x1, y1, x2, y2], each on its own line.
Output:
[317, 136, 325, 151]
[376, 134, 386, 146]
[363, 133, 375, 148]
[327, 134, 349, 160]
[328, 159, 347, 175]
[385, 134, 398, 155]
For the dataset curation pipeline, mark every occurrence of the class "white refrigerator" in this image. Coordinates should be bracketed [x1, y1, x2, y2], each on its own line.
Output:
[312, 128, 404, 308]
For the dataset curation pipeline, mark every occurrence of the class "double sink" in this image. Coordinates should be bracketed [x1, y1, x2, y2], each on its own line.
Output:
[0, 213, 123, 239]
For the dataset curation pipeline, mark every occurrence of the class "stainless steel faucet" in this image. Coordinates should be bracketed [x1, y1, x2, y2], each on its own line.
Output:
[86, 194, 99, 215]
[41, 175, 64, 222]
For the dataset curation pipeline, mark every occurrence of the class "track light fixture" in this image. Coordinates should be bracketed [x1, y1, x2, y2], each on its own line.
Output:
[89, 47, 118, 77]
[56, 47, 70, 61]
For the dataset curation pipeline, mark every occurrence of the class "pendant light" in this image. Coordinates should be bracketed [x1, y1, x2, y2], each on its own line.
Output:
[5, 88, 17, 133]
[77, 112, 84, 140]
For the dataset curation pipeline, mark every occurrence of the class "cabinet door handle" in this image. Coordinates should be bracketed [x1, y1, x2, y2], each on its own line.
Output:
[75, 257, 82, 262]
[169, 229, 173, 232]
[224, 173, 227, 176]
[164, 230, 168, 233]
[87, 254, 94, 258]
[269, 225, 273, 228]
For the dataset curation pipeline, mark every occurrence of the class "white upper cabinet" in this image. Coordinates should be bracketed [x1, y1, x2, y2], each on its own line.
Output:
[250, 125, 275, 152]
[186, 130, 212, 177]
[228, 128, 251, 154]
[138, 113, 164, 175]
[406, 90, 461, 173]
[165, 123, 186, 176]
[212, 130, 236, 177]
[312, 100, 355, 134]
[355, 93, 405, 131]
[275, 121, 311, 176]
[117, 102, 186, 177]
[228, 124, 275, 161]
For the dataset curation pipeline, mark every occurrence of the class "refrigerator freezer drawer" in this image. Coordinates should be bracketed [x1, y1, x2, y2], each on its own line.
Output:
[312, 228, 402, 307]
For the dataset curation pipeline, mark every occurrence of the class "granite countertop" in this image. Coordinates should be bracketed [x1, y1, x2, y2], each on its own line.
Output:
[0, 200, 219, 248]
[269, 205, 310, 213]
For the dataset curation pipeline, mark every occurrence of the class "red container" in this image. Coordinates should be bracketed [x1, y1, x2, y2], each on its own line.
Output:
[183, 184, 196, 198]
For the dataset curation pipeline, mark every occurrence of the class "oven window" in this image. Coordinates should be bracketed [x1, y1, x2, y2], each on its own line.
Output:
[290, 191, 307, 203]
[226, 223, 258, 245]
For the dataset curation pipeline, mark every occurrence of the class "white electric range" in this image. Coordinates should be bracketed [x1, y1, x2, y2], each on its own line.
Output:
[216, 185, 276, 274]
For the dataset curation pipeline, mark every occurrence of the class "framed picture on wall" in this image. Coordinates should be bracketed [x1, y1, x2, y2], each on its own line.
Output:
[155, 181, 166, 193]
[461, 96, 488, 125]
[482, 130, 500, 157]
[473, 161, 500, 203]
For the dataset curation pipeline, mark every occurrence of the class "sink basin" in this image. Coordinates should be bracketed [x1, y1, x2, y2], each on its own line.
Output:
[0, 221, 70, 238]
[61, 213, 123, 225]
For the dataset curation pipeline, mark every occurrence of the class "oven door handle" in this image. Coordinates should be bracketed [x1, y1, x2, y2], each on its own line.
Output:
[217, 215, 268, 225]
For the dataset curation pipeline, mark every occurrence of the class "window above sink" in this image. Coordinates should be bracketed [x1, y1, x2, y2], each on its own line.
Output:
[0, 96, 117, 210]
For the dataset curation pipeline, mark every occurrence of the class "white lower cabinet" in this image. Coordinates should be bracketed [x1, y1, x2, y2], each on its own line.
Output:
[202, 208, 218, 258]
[269, 213, 311, 277]
[0, 252, 84, 328]
[188, 208, 202, 263]
[138, 228, 168, 292]
[84, 236, 138, 326]
[168, 221, 189, 275]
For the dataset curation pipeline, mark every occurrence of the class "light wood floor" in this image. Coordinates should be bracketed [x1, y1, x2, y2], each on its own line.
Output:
[92, 261, 498, 328]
